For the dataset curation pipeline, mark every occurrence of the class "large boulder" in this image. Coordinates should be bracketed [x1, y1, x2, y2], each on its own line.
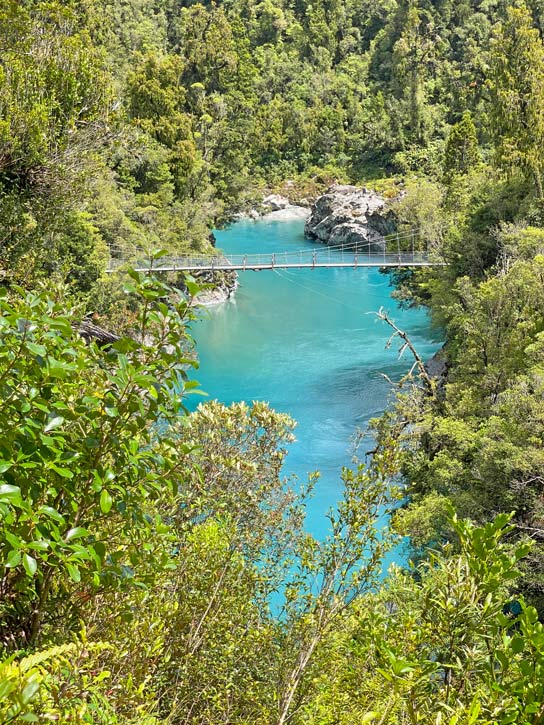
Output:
[263, 194, 290, 211]
[304, 185, 396, 252]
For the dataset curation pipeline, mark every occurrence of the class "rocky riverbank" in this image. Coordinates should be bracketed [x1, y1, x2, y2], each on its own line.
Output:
[173, 269, 238, 307]
[191, 269, 239, 306]
[237, 194, 310, 222]
[195, 186, 398, 304]
[304, 184, 396, 251]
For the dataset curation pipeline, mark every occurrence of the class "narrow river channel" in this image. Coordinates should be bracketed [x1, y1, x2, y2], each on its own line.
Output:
[190, 214, 440, 565]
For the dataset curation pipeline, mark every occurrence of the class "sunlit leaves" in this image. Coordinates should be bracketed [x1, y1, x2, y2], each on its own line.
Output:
[302, 513, 543, 724]
[488, 2, 544, 203]
[0, 278, 198, 647]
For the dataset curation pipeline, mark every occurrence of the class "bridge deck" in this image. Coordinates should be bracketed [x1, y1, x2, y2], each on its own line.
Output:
[107, 250, 443, 273]
[131, 260, 439, 272]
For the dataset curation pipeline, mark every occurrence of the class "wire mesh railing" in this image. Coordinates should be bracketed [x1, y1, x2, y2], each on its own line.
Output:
[106, 230, 444, 272]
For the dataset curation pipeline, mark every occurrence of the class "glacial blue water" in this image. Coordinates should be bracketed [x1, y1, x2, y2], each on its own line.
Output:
[189, 216, 440, 568]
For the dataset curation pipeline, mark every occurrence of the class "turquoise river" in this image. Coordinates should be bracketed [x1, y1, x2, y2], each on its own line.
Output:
[190, 215, 440, 568]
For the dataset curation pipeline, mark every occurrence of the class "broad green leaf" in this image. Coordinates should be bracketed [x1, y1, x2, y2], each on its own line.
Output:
[100, 489, 113, 513]
[39, 505, 65, 523]
[44, 416, 64, 433]
[26, 540, 49, 551]
[20, 714, 40, 723]
[66, 563, 81, 582]
[23, 553, 37, 577]
[65, 527, 88, 541]
[48, 464, 73, 479]
[6, 549, 21, 568]
[0, 484, 21, 502]
[93, 541, 106, 560]
[26, 342, 47, 356]
[47, 358, 73, 379]
[21, 678, 40, 704]
[5, 531, 23, 549]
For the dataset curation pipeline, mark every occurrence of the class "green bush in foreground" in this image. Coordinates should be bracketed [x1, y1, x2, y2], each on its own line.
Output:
[0, 275, 198, 652]
[0, 279, 542, 724]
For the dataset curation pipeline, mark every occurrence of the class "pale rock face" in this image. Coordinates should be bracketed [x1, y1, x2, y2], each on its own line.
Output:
[263, 194, 290, 211]
[263, 206, 310, 221]
[305, 184, 396, 251]
[192, 270, 239, 306]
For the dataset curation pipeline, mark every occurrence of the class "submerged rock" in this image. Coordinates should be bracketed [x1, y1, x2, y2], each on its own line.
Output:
[305, 184, 396, 251]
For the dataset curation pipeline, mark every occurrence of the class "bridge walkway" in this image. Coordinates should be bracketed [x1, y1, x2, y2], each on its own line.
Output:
[107, 238, 443, 273]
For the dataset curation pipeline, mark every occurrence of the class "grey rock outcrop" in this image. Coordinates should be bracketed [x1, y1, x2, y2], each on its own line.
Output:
[425, 347, 449, 396]
[304, 185, 396, 251]
[263, 194, 290, 211]
[175, 269, 238, 307]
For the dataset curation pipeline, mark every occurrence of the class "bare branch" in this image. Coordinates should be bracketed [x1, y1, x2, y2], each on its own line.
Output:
[374, 307, 435, 394]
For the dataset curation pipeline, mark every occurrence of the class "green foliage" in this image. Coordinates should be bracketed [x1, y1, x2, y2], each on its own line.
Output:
[0, 276, 197, 649]
[378, 227, 544, 611]
[0, 635, 162, 723]
[0, 278, 407, 724]
[0, 1, 113, 288]
[301, 513, 541, 725]
[8, 0, 544, 295]
[488, 2, 544, 204]
[444, 111, 480, 178]
[0, 643, 76, 723]
[0, 2, 109, 179]
[3, 0, 544, 722]
[0, 269, 542, 722]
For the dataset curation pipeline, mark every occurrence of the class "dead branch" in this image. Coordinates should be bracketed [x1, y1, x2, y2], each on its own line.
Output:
[75, 319, 121, 347]
[375, 307, 435, 394]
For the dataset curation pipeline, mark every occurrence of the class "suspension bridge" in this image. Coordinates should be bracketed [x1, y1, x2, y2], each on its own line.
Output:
[106, 231, 444, 273]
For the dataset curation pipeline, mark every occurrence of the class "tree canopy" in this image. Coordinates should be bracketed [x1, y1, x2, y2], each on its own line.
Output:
[2, 0, 544, 722]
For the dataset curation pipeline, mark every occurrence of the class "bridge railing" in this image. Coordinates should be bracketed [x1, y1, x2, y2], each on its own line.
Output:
[106, 235, 440, 272]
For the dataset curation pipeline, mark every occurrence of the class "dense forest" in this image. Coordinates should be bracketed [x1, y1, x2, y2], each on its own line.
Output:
[1, 0, 544, 722]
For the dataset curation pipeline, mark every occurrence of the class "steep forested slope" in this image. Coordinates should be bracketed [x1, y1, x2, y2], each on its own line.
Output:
[1, 1, 544, 723]
[4, 0, 544, 290]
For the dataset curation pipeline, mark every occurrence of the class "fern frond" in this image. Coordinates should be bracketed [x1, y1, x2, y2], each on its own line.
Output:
[17, 643, 76, 674]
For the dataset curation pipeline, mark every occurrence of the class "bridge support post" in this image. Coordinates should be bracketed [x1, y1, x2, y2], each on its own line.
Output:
[312, 252, 316, 269]
[243, 255, 247, 271]
[354, 254, 358, 268]
[272, 253, 276, 269]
